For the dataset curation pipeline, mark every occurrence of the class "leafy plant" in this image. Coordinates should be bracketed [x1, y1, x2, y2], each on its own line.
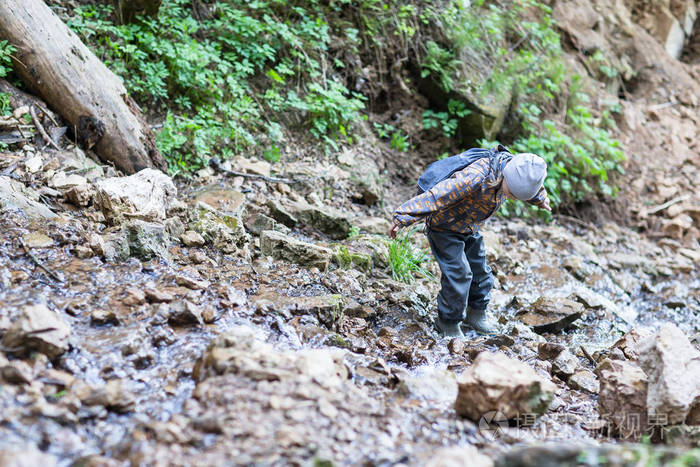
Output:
[387, 228, 434, 284]
[67, 0, 365, 172]
[0, 41, 15, 116]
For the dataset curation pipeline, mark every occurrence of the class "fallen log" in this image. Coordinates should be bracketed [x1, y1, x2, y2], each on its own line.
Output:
[0, 0, 166, 174]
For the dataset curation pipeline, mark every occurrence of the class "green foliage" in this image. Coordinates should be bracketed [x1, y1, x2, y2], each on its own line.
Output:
[415, 0, 623, 208]
[511, 76, 625, 206]
[0, 41, 14, 79]
[263, 146, 281, 163]
[374, 121, 409, 151]
[67, 1, 365, 173]
[387, 228, 433, 284]
[0, 41, 15, 116]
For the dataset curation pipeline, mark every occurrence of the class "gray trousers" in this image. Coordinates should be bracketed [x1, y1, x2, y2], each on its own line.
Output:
[426, 229, 494, 323]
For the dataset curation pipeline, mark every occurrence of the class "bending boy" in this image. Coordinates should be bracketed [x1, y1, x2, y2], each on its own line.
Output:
[389, 146, 551, 338]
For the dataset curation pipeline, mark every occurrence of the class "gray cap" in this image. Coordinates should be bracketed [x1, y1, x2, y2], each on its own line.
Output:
[503, 153, 547, 200]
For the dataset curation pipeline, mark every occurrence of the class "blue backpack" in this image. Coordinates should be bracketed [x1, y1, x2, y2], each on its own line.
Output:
[416, 145, 510, 195]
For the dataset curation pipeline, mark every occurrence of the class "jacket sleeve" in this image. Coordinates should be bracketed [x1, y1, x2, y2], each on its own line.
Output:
[526, 186, 549, 209]
[392, 159, 488, 226]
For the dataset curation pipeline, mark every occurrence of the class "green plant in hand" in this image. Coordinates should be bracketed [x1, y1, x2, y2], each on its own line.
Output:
[388, 228, 434, 284]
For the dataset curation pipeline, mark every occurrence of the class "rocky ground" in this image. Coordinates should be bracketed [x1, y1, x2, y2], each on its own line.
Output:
[0, 130, 698, 466]
[1, 0, 700, 465]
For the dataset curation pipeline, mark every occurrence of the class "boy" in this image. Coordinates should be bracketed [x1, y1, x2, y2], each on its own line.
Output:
[389, 146, 551, 338]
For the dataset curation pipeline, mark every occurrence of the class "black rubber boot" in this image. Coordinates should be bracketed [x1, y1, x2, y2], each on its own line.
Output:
[465, 307, 498, 335]
[435, 315, 465, 338]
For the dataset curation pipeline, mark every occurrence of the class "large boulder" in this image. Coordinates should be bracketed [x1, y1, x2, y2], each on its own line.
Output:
[596, 358, 648, 438]
[638, 323, 700, 425]
[455, 352, 556, 421]
[2, 304, 71, 359]
[260, 230, 333, 270]
[94, 168, 176, 224]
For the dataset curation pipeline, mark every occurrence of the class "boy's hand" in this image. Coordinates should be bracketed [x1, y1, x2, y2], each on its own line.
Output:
[388, 221, 400, 239]
[541, 195, 552, 212]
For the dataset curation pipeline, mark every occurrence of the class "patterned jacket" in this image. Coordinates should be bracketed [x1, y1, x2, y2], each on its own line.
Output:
[392, 154, 548, 234]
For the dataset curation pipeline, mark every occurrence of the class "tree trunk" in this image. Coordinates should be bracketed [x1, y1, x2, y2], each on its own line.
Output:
[0, 0, 166, 174]
[113, 0, 163, 25]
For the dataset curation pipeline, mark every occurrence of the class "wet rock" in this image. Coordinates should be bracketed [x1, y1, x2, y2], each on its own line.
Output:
[257, 293, 344, 328]
[568, 370, 599, 394]
[180, 230, 206, 247]
[551, 349, 579, 379]
[79, 379, 136, 413]
[455, 352, 556, 421]
[50, 172, 88, 190]
[64, 184, 93, 207]
[94, 168, 176, 224]
[2, 304, 71, 359]
[123, 220, 170, 261]
[267, 199, 298, 227]
[233, 156, 271, 177]
[25, 153, 43, 173]
[332, 244, 372, 273]
[22, 231, 54, 248]
[484, 334, 516, 348]
[357, 216, 391, 235]
[515, 297, 583, 334]
[347, 234, 390, 269]
[42, 369, 75, 389]
[1, 360, 33, 385]
[561, 255, 590, 280]
[150, 326, 177, 347]
[448, 338, 465, 355]
[260, 230, 333, 270]
[90, 309, 119, 326]
[245, 212, 290, 236]
[537, 342, 565, 361]
[192, 187, 247, 217]
[495, 443, 694, 467]
[0, 448, 58, 467]
[145, 287, 175, 303]
[289, 200, 353, 239]
[88, 230, 130, 262]
[596, 358, 648, 438]
[611, 327, 655, 361]
[164, 216, 185, 240]
[426, 445, 493, 467]
[175, 273, 209, 290]
[188, 202, 248, 252]
[122, 287, 146, 306]
[70, 455, 124, 467]
[168, 301, 204, 326]
[508, 322, 545, 343]
[638, 323, 700, 425]
[397, 366, 458, 403]
[0, 176, 58, 219]
[194, 326, 347, 385]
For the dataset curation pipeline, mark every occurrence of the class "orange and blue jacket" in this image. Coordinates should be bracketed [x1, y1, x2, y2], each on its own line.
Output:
[392, 156, 548, 234]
